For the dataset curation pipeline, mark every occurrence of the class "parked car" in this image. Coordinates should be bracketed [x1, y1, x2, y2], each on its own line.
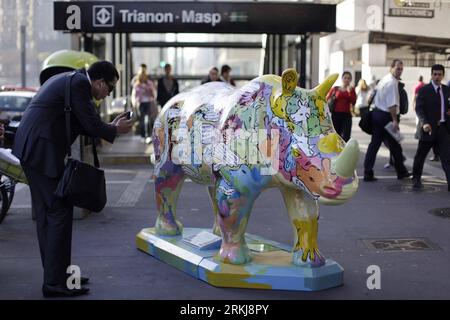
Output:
[0, 85, 39, 93]
[0, 89, 36, 122]
[0, 89, 37, 148]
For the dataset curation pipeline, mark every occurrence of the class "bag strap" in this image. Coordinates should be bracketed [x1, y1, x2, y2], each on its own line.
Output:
[368, 89, 377, 106]
[64, 71, 100, 168]
[327, 87, 335, 102]
[91, 137, 100, 168]
[64, 72, 76, 158]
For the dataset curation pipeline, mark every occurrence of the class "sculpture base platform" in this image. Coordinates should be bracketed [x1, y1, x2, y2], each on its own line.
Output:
[136, 227, 343, 291]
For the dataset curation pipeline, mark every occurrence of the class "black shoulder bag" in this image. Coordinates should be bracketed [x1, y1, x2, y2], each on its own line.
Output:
[327, 87, 337, 112]
[358, 90, 376, 135]
[398, 82, 409, 115]
[54, 72, 107, 212]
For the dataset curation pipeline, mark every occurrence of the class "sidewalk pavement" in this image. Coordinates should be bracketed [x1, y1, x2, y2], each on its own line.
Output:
[1, 117, 450, 299]
[98, 132, 153, 165]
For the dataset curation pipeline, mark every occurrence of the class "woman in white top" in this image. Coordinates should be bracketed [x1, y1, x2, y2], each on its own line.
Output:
[355, 79, 370, 117]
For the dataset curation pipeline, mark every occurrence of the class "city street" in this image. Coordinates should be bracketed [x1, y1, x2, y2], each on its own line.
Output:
[1, 118, 449, 300]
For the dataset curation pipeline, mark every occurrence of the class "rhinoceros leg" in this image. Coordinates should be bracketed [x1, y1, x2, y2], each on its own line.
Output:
[215, 178, 256, 265]
[207, 185, 221, 236]
[280, 187, 325, 267]
[154, 163, 185, 236]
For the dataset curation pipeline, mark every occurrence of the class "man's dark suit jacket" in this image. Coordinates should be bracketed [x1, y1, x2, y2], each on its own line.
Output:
[157, 76, 179, 108]
[12, 69, 117, 178]
[415, 82, 450, 142]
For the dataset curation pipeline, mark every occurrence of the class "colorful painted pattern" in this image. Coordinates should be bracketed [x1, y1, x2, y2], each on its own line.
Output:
[152, 69, 360, 267]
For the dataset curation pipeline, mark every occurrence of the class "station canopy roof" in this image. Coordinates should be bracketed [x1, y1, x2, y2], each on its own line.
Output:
[54, 1, 339, 34]
[370, 31, 450, 55]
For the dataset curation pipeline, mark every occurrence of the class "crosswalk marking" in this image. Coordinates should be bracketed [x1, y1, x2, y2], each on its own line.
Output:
[114, 171, 152, 207]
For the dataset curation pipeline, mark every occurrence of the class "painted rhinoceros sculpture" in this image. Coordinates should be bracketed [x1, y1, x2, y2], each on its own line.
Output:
[151, 69, 359, 267]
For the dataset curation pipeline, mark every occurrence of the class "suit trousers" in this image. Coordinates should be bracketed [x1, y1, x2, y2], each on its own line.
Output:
[412, 125, 450, 186]
[364, 108, 408, 177]
[22, 164, 74, 287]
[139, 101, 158, 138]
[138, 102, 150, 138]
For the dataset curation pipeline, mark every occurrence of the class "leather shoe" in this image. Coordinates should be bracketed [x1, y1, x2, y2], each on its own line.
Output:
[429, 155, 440, 162]
[397, 172, 412, 180]
[42, 284, 89, 298]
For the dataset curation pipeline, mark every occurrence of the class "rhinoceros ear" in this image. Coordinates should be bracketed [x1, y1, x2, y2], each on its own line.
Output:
[281, 68, 299, 96]
[313, 73, 339, 100]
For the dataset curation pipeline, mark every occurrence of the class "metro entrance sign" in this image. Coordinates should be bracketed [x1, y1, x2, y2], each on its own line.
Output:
[54, 1, 336, 34]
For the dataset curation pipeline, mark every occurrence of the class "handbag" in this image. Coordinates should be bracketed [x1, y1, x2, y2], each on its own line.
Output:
[358, 89, 377, 135]
[327, 87, 337, 112]
[54, 72, 107, 212]
[359, 108, 373, 135]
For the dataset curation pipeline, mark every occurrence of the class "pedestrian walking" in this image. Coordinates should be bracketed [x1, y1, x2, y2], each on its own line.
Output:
[326, 71, 356, 142]
[363, 59, 411, 181]
[157, 63, 179, 108]
[412, 64, 450, 191]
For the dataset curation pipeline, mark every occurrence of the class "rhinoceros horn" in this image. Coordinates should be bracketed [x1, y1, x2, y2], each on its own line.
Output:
[334, 138, 360, 178]
[313, 73, 339, 100]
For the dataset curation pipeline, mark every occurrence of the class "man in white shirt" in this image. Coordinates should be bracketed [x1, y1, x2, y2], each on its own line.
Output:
[363, 59, 411, 181]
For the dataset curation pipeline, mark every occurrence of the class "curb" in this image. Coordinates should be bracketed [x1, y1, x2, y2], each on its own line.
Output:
[99, 154, 152, 165]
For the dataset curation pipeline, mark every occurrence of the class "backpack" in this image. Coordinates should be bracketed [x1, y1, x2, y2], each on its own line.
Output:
[399, 82, 408, 115]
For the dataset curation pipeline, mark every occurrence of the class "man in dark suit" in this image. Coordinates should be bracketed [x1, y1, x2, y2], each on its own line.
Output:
[412, 64, 450, 190]
[12, 61, 133, 297]
[157, 63, 179, 108]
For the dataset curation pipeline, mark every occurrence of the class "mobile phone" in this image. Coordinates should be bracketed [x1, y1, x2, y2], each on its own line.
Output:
[127, 111, 133, 120]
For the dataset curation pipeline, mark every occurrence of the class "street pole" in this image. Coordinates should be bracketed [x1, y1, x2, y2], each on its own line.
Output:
[20, 25, 26, 87]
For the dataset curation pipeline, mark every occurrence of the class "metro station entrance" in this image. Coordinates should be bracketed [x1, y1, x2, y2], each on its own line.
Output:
[54, 0, 337, 97]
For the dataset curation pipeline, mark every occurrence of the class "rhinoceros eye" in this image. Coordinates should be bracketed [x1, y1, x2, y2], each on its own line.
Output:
[309, 177, 315, 182]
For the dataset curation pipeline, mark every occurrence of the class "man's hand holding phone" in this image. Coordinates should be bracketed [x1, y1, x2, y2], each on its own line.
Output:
[111, 111, 133, 134]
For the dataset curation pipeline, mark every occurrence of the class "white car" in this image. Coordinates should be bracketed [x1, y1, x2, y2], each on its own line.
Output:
[0, 90, 37, 122]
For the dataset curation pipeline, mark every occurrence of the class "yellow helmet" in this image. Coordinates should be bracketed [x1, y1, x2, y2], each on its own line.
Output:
[40, 50, 98, 85]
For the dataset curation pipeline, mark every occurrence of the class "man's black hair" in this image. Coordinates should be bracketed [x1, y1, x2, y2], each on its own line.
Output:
[221, 64, 231, 74]
[390, 59, 403, 68]
[431, 64, 445, 75]
[88, 61, 119, 82]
